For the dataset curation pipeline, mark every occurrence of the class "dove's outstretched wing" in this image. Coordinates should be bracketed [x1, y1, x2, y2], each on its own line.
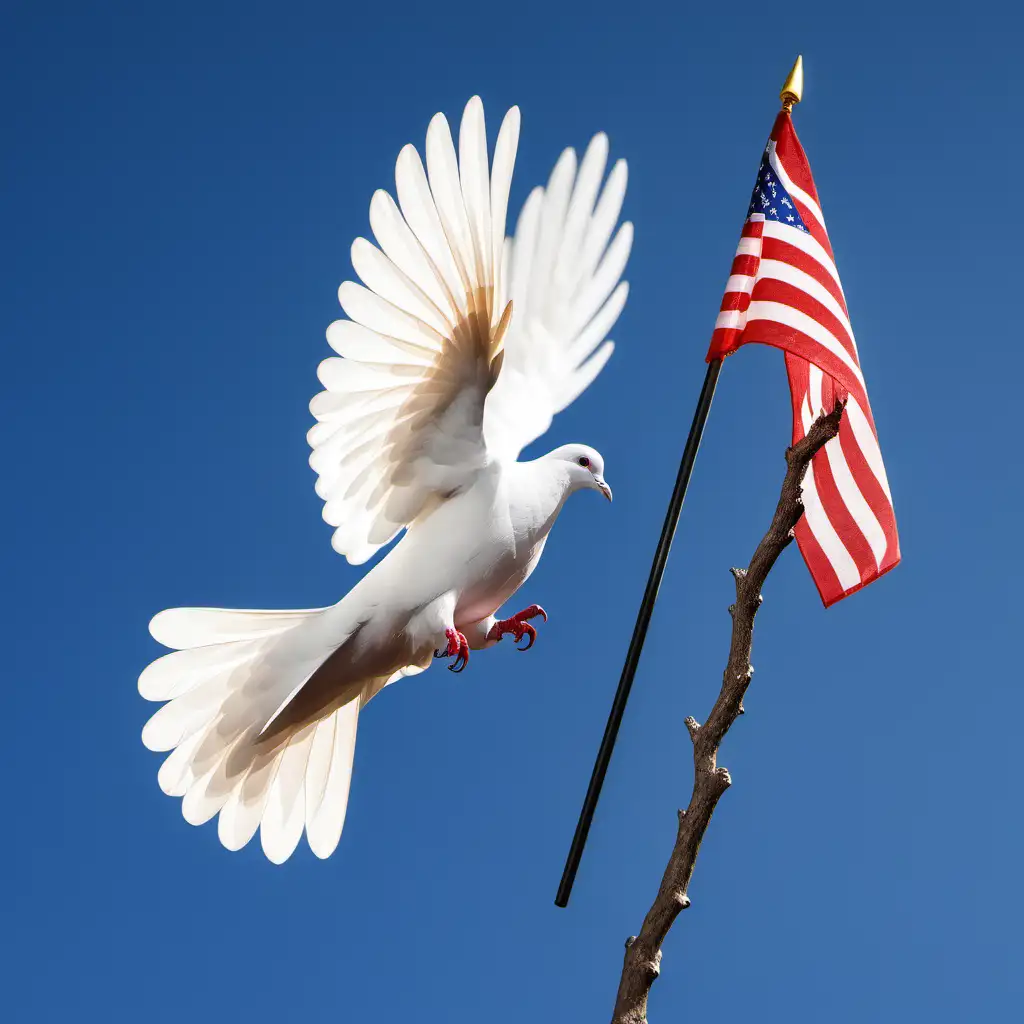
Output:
[309, 97, 519, 564]
[483, 133, 632, 460]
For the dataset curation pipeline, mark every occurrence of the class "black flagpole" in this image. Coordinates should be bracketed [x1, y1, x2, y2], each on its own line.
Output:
[555, 357, 723, 907]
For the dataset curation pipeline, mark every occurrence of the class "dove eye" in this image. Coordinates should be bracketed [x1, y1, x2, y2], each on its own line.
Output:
[577, 456, 591, 468]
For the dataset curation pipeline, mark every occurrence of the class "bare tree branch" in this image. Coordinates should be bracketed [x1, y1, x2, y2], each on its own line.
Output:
[610, 400, 846, 1024]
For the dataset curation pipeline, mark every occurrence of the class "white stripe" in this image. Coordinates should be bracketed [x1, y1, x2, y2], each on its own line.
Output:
[761, 220, 846, 301]
[806, 364, 819, 410]
[724, 273, 755, 294]
[807, 366, 887, 569]
[768, 142, 826, 233]
[715, 309, 745, 330]
[745, 300, 865, 391]
[846, 395, 894, 503]
[736, 237, 761, 257]
[757, 259, 855, 348]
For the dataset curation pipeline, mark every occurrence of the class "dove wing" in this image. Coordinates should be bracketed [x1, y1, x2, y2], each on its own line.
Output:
[483, 133, 632, 460]
[309, 98, 519, 563]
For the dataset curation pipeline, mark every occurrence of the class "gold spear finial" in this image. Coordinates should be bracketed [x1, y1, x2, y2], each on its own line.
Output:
[780, 54, 804, 113]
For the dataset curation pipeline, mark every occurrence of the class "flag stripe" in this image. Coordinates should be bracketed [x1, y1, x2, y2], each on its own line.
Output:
[715, 310, 744, 330]
[731, 254, 759, 276]
[707, 111, 899, 606]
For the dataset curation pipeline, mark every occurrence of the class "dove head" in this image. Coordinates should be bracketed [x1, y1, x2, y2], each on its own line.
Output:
[546, 444, 613, 502]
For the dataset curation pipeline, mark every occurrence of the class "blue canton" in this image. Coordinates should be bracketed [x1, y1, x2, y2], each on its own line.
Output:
[747, 146, 809, 232]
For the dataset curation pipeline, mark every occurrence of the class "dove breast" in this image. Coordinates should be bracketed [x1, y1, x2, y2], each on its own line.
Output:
[349, 453, 568, 637]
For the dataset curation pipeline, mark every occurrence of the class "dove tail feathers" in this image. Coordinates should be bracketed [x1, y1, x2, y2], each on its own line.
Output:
[140, 604, 375, 863]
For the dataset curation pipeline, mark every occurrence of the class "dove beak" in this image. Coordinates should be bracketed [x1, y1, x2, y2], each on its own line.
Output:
[595, 477, 613, 502]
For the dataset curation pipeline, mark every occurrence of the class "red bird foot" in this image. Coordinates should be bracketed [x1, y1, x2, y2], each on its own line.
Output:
[487, 604, 548, 651]
[434, 627, 470, 673]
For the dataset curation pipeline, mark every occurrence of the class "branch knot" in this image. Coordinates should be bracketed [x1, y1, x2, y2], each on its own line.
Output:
[669, 888, 691, 910]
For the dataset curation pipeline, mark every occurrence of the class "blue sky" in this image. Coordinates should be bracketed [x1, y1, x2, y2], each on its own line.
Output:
[3, 1, 1021, 1020]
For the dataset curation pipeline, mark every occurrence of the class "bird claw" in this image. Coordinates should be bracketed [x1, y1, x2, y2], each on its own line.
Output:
[434, 627, 470, 673]
[516, 622, 538, 651]
[487, 604, 548, 651]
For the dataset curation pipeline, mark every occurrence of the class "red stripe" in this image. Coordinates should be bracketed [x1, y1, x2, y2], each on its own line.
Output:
[790, 196, 834, 258]
[760, 236, 849, 316]
[740, 318, 869, 411]
[720, 291, 750, 313]
[772, 113, 820, 204]
[731, 253, 759, 276]
[785, 349, 812, 435]
[741, 219, 764, 238]
[818, 369, 846, 410]
[753, 278, 858, 362]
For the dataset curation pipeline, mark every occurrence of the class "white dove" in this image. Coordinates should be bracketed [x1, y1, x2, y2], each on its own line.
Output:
[139, 96, 632, 864]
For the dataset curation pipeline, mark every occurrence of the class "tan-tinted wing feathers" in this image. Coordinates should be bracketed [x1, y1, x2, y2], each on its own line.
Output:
[310, 99, 520, 563]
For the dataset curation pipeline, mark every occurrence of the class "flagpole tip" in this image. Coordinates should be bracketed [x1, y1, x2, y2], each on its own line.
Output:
[780, 55, 804, 113]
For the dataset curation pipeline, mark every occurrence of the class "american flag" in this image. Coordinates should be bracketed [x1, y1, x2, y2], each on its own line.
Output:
[707, 111, 900, 606]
